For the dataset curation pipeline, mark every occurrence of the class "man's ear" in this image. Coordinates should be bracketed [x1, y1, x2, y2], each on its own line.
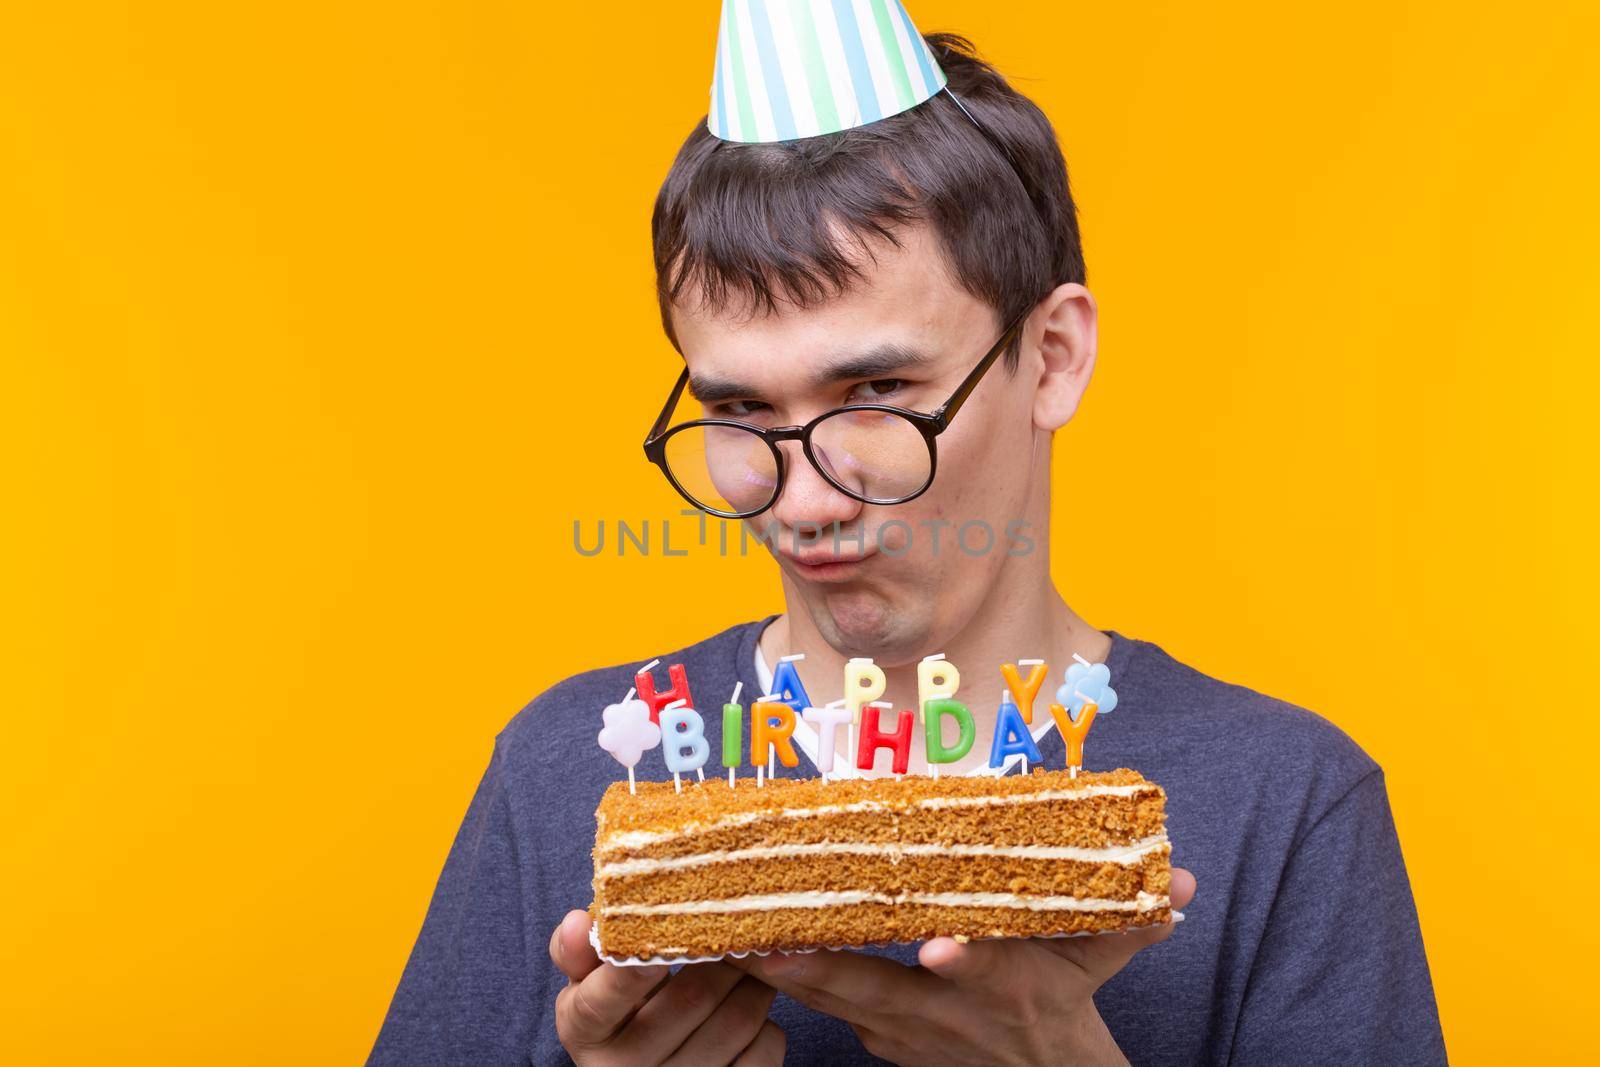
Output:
[1028, 282, 1098, 432]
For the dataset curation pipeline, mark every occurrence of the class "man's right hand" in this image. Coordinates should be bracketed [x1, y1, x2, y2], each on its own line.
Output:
[551, 910, 786, 1066]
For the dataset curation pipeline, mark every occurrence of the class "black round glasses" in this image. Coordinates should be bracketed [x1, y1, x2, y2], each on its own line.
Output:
[642, 310, 1028, 519]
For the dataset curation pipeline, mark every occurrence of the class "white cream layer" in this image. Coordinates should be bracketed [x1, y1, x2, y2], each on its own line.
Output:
[600, 890, 1170, 917]
[600, 784, 1158, 854]
[597, 835, 1170, 879]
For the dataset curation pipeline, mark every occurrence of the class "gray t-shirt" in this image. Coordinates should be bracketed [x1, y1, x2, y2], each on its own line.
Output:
[369, 618, 1447, 1065]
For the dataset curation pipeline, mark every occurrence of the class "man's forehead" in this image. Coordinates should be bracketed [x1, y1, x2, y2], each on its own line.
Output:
[670, 241, 988, 388]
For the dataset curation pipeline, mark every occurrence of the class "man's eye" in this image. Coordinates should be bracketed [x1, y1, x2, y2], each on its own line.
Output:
[713, 399, 772, 418]
[848, 379, 904, 402]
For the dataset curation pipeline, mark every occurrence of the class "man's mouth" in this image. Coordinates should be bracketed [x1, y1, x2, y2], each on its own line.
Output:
[779, 546, 875, 583]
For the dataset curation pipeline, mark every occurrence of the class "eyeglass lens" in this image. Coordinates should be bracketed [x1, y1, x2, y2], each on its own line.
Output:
[662, 408, 933, 516]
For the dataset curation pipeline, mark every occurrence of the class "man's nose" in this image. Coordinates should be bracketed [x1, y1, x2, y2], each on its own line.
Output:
[768, 438, 864, 534]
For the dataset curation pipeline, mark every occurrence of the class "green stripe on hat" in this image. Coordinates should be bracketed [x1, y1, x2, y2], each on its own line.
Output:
[788, 1, 840, 138]
[724, 0, 759, 142]
[868, 0, 916, 113]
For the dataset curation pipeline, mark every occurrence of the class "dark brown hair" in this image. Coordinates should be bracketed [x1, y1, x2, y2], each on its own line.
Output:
[651, 33, 1083, 366]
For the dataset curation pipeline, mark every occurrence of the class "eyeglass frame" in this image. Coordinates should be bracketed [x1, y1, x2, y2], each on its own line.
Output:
[642, 308, 1030, 519]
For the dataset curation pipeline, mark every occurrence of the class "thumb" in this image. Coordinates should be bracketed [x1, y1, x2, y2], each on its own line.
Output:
[550, 909, 602, 984]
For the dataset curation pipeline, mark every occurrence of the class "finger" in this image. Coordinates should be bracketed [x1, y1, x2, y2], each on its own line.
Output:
[731, 1019, 786, 1066]
[661, 975, 778, 1066]
[555, 958, 672, 1048]
[1171, 866, 1197, 909]
[611, 963, 745, 1062]
[737, 949, 940, 1027]
[551, 910, 602, 984]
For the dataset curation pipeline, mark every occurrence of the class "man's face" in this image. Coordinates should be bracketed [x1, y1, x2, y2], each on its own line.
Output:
[669, 223, 1047, 664]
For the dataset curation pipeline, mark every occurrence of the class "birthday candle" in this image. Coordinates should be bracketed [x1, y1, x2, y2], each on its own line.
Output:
[770, 653, 812, 714]
[844, 658, 885, 721]
[923, 698, 976, 778]
[634, 659, 694, 725]
[1000, 659, 1049, 724]
[988, 691, 1043, 771]
[855, 700, 913, 775]
[1048, 699, 1097, 778]
[597, 689, 662, 795]
[844, 658, 884, 767]
[750, 699, 799, 782]
[916, 653, 960, 723]
[801, 699, 852, 778]
[659, 698, 709, 793]
[722, 681, 743, 788]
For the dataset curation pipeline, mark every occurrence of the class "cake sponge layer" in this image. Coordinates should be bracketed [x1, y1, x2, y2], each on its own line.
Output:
[597, 900, 1174, 962]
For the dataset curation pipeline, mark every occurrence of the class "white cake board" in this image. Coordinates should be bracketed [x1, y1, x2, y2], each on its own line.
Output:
[589, 911, 1184, 967]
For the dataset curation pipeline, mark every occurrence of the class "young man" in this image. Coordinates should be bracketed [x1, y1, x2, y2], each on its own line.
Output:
[370, 13, 1446, 1066]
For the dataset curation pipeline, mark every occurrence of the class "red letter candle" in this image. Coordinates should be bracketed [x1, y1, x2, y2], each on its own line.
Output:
[856, 701, 913, 775]
[635, 659, 694, 725]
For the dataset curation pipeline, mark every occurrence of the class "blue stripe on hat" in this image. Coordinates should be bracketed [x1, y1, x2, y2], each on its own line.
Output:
[829, 0, 882, 125]
[747, 0, 798, 141]
[712, 21, 730, 138]
[892, 0, 943, 94]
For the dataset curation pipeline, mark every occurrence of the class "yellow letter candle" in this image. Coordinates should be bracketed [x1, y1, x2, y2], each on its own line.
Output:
[1001, 659, 1049, 724]
[916, 653, 960, 723]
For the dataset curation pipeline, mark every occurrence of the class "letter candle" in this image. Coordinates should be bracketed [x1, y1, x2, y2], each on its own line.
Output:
[660, 698, 709, 793]
[1001, 659, 1048, 774]
[634, 658, 694, 725]
[1047, 697, 1097, 778]
[856, 700, 913, 775]
[750, 698, 799, 786]
[801, 698, 851, 782]
[844, 658, 885, 767]
[916, 653, 960, 723]
[988, 690, 1043, 771]
[923, 697, 976, 779]
[770, 653, 811, 713]
[721, 682, 743, 788]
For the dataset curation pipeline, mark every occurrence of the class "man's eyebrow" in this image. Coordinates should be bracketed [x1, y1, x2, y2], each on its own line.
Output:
[687, 374, 765, 405]
[808, 343, 933, 389]
[686, 344, 933, 405]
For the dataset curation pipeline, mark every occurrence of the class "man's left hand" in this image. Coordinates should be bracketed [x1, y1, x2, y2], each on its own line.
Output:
[733, 868, 1196, 1066]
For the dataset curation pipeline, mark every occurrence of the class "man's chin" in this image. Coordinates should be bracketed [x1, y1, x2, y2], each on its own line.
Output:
[807, 586, 929, 663]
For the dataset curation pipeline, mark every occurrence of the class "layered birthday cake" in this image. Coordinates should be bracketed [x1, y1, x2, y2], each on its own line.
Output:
[590, 767, 1171, 963]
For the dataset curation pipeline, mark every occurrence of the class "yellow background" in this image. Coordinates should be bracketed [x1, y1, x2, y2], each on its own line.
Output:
[3, 1, 1595, 1061]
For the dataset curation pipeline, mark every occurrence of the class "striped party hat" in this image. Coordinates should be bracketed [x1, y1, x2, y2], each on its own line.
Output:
[708, 0, 948, 143]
